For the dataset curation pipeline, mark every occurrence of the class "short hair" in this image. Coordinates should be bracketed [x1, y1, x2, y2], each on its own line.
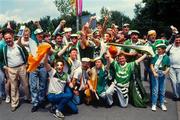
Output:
[55, 59, 64, 65]
[24, 27, 31, 34]
[118, 53, 126, 58]
[69, 48, 78, 53]
[3, 28, 14, 36]
[176, 34, 180, 38]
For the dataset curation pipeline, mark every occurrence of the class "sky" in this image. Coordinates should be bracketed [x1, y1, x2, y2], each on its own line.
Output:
[0, 0, 142, 25]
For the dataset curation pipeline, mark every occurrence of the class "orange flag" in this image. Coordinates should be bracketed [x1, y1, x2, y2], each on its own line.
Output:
[27, 43, 51, 72]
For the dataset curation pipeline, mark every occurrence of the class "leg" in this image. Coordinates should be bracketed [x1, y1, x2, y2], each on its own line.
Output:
[18, 65, 29, 100]
[0, 69, 5, 98]
[38, 67, 48, 103]
[105, 83, 115, 106]
[151, 75, 158, 106]
[169, 67, 179, 98]
[115, 86, 129, 108]
[176, 68, 180, 98]
[29, 71, 39, 106]
[66, 100, 78, 113]
[159, 75, 166, 105]
[8, 68, 19, 108]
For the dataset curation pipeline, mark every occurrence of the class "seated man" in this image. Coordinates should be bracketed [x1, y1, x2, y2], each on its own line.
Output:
[44, 54, 78, 119]
[85, 57, 110, 106]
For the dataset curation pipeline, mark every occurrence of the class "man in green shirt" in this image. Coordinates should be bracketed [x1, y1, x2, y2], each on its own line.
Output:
[105, 51, 147, 107]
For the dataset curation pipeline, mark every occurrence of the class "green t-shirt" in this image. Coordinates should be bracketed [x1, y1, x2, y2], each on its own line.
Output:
[151, 54, 170, 71]
[110, 61, 135, 85]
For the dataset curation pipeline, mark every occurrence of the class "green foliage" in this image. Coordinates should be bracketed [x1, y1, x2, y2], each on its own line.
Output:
[133, 0, 180, 37]
[54, 0, 72, 17]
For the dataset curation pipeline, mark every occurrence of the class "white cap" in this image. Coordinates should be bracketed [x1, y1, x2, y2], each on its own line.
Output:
[82, 57, 90, 62]
[71, 34, 78, 37]
[123, 23, 130, 27]
[34, 28, 43, 35]
[64, 27, 72, 33]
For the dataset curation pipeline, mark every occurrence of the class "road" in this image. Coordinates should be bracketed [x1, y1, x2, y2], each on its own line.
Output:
[0, 80, 178, 120]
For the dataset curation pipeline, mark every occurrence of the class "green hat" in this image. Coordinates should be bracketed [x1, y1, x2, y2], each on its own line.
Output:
[154, 39, 168, 48]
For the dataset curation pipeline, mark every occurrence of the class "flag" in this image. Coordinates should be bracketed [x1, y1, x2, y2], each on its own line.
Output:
[107, 43, 155, 57]
[27, 43, 51, 72]
[76, 0, 83, 16]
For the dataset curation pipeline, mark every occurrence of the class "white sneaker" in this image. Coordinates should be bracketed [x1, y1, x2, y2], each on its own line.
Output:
[53, 109, 64, 119]
[5, 95, 10, 103]
[161, 104, 167, 111]
[151, 105, 156, 111]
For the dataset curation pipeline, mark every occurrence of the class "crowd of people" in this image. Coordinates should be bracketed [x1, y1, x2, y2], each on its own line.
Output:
[0, 16, 180, 119]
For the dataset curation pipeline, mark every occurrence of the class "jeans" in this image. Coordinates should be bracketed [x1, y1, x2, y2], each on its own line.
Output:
[151, 72, 166, 105]
[48, 86, 78, 113]
[169, 67, 180, 98]
[29, 67, 47, 106]
[0, 69, 5, 98]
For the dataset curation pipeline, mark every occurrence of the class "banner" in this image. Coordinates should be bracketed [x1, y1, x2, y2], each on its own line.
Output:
[107, 43, 155, 57]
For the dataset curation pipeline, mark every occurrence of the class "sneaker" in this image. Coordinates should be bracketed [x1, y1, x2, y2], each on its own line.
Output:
[151, 105, 156, 111]
[161, 104, 167, 111]
[53, 110, 64, 119]
[5, 96, 10, 103]
[31, 106, 39, 112]
[11, 107, 17, 112]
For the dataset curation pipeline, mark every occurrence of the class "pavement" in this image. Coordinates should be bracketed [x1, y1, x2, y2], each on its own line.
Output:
[177, 101, 180, 120]
[0, 80, 179, 120]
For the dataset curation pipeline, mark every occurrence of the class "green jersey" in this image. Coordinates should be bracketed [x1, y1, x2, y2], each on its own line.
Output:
[110, 61, 136, 85]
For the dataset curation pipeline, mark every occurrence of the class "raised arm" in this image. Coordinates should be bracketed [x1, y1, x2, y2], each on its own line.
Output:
[57, 42, 72, 56]
[44, 53, 52, 72]
[135, 54, 147, 64]
[52, 20, 66, 36]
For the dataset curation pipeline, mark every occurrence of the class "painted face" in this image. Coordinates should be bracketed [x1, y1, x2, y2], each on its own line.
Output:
[175, 37, 180, 47]
[4, 33, 14, 47]
[118, 55, 126, 66]
[95, 59, 103, 69]
[70, 50, 77, 60]
[55, 61, 64, 73]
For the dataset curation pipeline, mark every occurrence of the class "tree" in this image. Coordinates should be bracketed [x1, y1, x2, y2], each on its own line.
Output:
[99, 7, 132, 29]
[133, 0, 180, 37]
[54, 0, 72, 17]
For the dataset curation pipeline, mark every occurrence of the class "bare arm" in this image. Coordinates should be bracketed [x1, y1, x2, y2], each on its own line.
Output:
[135, 54, 147, 64]
[57, 42, 72, 56]
[44, 54, 52, 72]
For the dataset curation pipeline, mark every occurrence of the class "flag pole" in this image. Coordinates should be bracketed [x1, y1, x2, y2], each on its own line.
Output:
[76, 15, 79, 31]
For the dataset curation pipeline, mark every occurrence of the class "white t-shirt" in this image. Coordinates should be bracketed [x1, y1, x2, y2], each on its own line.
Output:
[48, 68, 67, 94]
[169, 45, 180, 68]
[7, 44, 24, 67]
